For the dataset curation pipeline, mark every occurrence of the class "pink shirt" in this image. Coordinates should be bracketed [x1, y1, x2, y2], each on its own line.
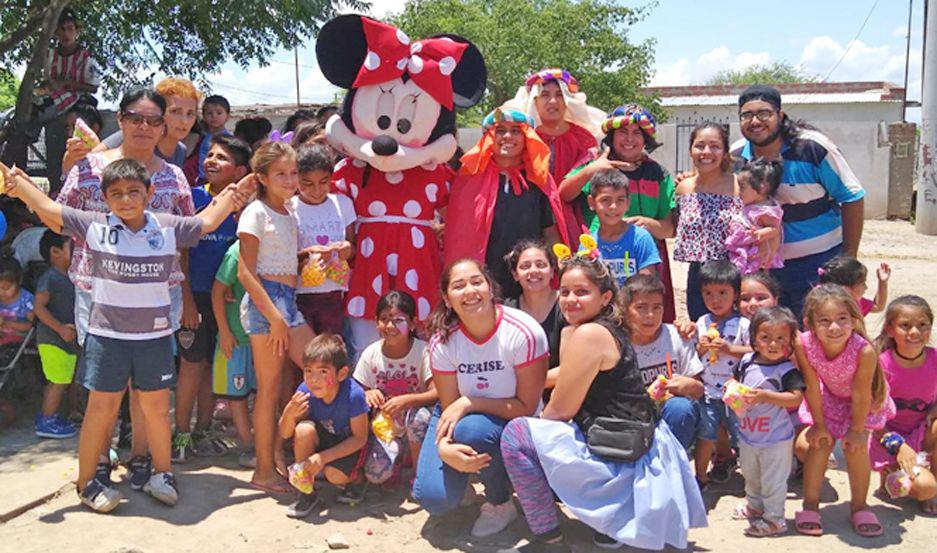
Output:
[880, 348, 937, 436]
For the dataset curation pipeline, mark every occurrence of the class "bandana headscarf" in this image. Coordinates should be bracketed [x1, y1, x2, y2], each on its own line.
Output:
[459, 107, 551, 193]
[602, 104, 658, 142]
[504, 68, 606, 138]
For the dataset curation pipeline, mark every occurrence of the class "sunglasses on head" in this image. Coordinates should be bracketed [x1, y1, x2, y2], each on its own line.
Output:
[121, 110, 164, 127]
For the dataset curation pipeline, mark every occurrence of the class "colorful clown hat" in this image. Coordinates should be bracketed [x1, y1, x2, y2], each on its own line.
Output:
[481, 107, 534, 130]
[524, 68, 580, 93]
[601, 104, 657, 140]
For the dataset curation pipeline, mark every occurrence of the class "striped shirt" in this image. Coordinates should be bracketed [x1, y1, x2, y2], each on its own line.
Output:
[43, 46, 100, 113]
[61, 208, 202, 341]
[732, 130, 864, 260]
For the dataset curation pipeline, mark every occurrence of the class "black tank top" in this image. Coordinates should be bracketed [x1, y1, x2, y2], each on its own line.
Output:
[573, 318, 658, 433]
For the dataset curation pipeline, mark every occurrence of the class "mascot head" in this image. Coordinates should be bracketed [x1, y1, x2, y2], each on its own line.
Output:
[316, 15, 487, 173]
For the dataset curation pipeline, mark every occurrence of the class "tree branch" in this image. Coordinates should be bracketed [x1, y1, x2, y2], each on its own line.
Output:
[0, 6, 47, 58]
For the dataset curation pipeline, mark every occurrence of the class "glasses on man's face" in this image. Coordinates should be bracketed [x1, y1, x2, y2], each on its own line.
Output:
[121, 111, 164, 127]
[739, 109, 776, 123]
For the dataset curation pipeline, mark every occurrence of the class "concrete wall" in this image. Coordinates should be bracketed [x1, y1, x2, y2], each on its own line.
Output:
[665, 103, 903, 126]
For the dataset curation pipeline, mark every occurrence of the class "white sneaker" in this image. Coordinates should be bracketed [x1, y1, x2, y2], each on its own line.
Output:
[143, 471, 179, 506]
[78, 478, 123, 513]
[471, 500, 518, 537]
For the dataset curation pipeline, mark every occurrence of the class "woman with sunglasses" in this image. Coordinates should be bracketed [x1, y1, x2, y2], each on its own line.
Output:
[56, 87, 196, 494]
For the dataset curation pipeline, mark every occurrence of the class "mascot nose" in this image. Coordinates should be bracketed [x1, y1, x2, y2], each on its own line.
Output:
[372, 135, 399, 156]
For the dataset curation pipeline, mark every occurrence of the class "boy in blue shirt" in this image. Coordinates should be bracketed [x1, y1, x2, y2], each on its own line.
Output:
[279, 333, 369, 518]
[173, 134, 251, 462]
[587, 169, 660, 285]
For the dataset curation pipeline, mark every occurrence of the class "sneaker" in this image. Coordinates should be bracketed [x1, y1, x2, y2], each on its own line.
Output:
[237, 447, 256, 469]
[286, 492, 320, 518]
[708, 452, 738, 483]
[143, 472, 179, 506]
[128, 454, 152, 491]
[470, 500, 518, 537]
[116, 422, 133, 450]
[35, 414, 77, 439]
[171, 432, 195, 464]
[78, 478, 122, 513]
[193, 430, 235, 457]
[336, 480, 368, 505]
[593, 531, 623, 549]
[95, 460, 114, 488]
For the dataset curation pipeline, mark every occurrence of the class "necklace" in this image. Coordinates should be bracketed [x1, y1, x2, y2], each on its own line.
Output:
[894, 348, 924, 362]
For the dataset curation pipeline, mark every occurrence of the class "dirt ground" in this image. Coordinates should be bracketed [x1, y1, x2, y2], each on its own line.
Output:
[1, 220, 936, 552]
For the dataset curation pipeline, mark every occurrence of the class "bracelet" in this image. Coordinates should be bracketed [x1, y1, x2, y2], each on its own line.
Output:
[880, 431, 905, 456]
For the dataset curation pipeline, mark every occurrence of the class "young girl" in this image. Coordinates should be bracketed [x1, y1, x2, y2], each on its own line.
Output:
[818, 255, 891, 316]
[740, 271, 780, 319]
[237, 141, 315, 494]
[725, 158, 784, 274]
[353, 291, 437, 488]
[871, 295, 937, 513]
[794, 284, 896, 538]
[729, 306, 805, 537]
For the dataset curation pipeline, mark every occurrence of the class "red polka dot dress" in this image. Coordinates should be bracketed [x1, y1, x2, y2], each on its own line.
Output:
[332, 158, 451, 322]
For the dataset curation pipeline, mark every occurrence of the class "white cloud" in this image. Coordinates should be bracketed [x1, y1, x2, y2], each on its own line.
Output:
[650, 46, 770, 86]
[364, 0, 410, 18]
[799, 36, 922, 99]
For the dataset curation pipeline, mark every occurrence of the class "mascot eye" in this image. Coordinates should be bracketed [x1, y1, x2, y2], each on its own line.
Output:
[377, 115, 391, 130]
[396, 94, 419, 135]
[377, 88, 395, 131]
[397, 119, 412, 134]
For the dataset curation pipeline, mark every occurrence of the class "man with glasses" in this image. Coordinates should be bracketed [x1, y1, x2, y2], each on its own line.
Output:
[732, 84, 865, 318]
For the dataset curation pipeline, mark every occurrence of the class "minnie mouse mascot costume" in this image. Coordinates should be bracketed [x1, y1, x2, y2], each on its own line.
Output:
[316, 15, 487, 350]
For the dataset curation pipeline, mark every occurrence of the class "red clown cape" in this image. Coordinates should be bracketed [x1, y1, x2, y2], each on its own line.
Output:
[444, 123, 571, 264]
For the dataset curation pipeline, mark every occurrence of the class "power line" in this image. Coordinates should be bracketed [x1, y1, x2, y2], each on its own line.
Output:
[210, 82, 297, 101]
[823, 0, 881, 81]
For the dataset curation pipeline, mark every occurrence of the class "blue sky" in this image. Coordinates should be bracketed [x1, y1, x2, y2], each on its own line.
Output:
[161, 1, 927, 112]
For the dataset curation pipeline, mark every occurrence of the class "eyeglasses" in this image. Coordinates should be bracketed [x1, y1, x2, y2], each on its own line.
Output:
[739, 109, 776, 123]
[121, 111, 164, 127]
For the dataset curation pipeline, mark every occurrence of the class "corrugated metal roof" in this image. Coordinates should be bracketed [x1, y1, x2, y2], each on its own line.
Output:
[661, 92, 900, 107]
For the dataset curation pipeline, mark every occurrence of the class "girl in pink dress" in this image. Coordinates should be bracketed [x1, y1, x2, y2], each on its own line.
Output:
[870, 295, 937, 513]
[794, 284, 895, 538]
[725, 158, 785, 275]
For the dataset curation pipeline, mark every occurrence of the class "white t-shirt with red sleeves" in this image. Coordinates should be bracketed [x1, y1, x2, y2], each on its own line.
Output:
[429, 305, 548, 399]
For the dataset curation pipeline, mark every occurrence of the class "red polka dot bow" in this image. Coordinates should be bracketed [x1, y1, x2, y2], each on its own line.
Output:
[353, 18, 469, 110]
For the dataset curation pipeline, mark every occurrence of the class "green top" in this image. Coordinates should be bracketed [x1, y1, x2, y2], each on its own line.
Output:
[214, 240, 249, 345]
[569, 158, 675, 234]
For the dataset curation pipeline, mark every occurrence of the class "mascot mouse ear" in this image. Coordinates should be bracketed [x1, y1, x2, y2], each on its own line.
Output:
[433, 34, 487, 109]
[316, 14, 368, 89]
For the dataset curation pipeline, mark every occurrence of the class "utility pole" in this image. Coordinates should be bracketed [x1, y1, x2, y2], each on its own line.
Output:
[294, 46, 301, 107]
[903, 0, 914, 122]
[917, 0, 937, 234]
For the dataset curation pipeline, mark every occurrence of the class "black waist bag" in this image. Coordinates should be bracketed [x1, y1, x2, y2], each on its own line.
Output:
[586, 416, 656, 463]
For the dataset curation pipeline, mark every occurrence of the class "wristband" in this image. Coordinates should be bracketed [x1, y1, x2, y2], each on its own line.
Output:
[880, 431, 905, 456]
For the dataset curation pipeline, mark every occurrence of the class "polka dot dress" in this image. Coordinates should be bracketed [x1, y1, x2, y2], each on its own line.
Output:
[332, 159, 451, 321]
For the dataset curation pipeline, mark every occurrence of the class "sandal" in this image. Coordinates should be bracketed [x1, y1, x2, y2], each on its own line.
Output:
[851, 509, 883, 537]
[794, 509, 823, 536]
[250, 477, 296, 496]
[745, 518, 787, 537]
[732, 503, 764, 520]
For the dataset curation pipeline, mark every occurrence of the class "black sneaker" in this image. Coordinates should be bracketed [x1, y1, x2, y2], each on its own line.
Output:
[286, 493, 319, 518]
[128, 454, 152, 491]
[593, 531, 623, 549]
[708, 452, 738, 484]
[116, 423, 133, 450]
[95, 460, 114, 488]
[336, 480, 367, 505]
[78, 478, 122, 513]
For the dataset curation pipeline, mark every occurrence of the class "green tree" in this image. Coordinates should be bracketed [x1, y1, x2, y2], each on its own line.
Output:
[0, 70, 18, 111]
[0, 0, 363, 165]
[705, 61, 818, 86]
[391, 0, 661, 126]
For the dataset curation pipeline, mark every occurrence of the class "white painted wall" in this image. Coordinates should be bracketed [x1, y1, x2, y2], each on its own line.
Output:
[663, 102, 903, 126]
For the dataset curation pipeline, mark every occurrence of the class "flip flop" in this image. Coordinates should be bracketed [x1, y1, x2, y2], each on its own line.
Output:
[250, 478, 296, 495]
[851, 509, 883, 537]
[745, 518, 787, 537]
[794, 509, 823, 536]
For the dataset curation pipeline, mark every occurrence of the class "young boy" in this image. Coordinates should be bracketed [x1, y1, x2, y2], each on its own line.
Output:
[586, 169, 660, 285]
[0, 258, 35, 347]
[172, 134, 251, 462]
[38, 11, 100, 122]
[33, 231, 79, 439]
[693, 260, 751, 489]
[0, 159, 242, 513]
[196, 95, 232, 183]
[292, 145, 356, 336]
[623, 274, 703, 452]
[211, 240, 255, 468]
[279, 334, 369, 519]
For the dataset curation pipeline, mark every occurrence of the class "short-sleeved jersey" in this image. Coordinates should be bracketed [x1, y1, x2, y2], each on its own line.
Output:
[633, 323, 704, 386]
[695, 313, 751, 398]
[592, 225, 661, 285]
[297, 378, 369, 440]
[429, 305, 548, 399]
[353, 339, 431, 397]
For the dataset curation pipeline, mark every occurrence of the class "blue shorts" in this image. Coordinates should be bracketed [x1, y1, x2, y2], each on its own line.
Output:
[698, 395, 740, 443]
[212, 343, 256, 398]
[239, 279, 305, 336]
[78, 334, 176, 392]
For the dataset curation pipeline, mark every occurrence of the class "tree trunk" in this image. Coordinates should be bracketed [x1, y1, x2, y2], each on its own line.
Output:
[1, 0, 72, 168]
